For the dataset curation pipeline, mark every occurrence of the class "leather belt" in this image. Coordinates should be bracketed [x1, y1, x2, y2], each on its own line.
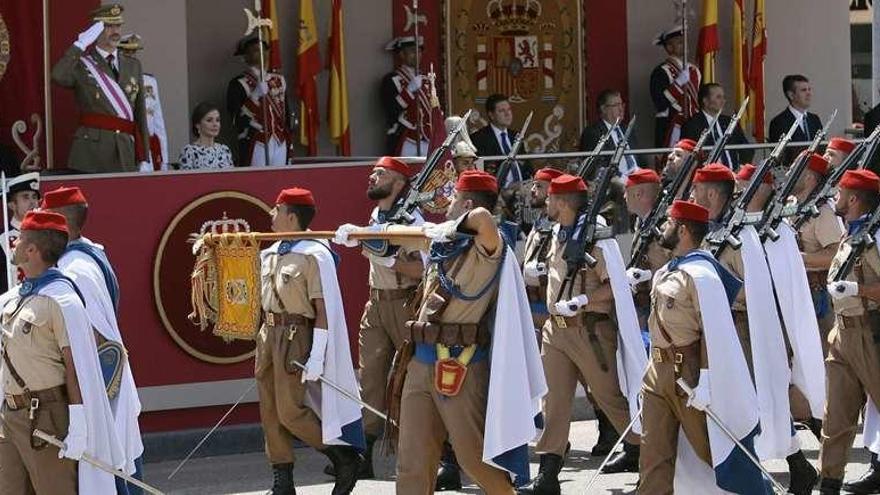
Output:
[405, 320, 491, 347]
[370, 287, 415, 301]
[263, 311, 310, 328]
[550, 311, 610, 330]
[80, 112, 135, 136]
[5, 386, 67, 411]
[651, 344, 698, 364]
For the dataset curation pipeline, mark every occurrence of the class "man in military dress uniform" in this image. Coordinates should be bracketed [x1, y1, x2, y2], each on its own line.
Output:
[649, 27, 701, 148]
[381, 36, 431, 157]
[0, 211, 124, 494]
[118, 34, 169, 171]
[257, 188, 362, 494]
[820, 169, 880, 494]
[51, 5, 150, 173]
[0, 173, 40, 293]
[227, 36, 290, 167]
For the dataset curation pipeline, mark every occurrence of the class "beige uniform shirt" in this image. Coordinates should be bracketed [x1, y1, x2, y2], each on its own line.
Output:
[545, 234, 612, 315]
[417, 241, 502, 325]
[1, 295, 70, 394]
[649, 268, 703, 347]
[798, 204, 844, 269]
[261, 251, 323, 318]
[364, 246, 421, 290]
[828, 237, 880, 316]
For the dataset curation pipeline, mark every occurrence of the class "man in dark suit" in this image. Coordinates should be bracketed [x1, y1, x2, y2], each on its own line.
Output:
[768, 74, 822, 145]
[470, 93, 529, 181]
[579, 89, 639, 177]
[680, 83, 751, 170]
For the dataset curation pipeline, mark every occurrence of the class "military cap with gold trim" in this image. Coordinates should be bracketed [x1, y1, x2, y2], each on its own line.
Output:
[91, 4, 125, 25]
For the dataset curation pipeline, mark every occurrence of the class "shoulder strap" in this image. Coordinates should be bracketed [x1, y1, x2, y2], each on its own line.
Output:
[2, 348, 29, 393]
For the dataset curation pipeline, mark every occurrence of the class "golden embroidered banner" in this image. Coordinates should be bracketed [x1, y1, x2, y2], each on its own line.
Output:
[444, 0, 584, 152]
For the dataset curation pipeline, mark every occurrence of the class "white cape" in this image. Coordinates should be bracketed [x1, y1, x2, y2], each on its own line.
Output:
[272, 240, 364, 447]
[740, 225, 798, 460]
[59, 239, 143, 474]
[673, 257, 763, 493]
[763, 222, 826, 419]
[0, 276, 126, 494]
[483, 245, 548, 483]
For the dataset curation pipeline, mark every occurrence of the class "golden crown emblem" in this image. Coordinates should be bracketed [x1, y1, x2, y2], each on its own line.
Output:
[197, 212, 251, 236]
[486, 0, 542, 35]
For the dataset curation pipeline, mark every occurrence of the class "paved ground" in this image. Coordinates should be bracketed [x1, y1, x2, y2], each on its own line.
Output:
[144, 419, 873, 494]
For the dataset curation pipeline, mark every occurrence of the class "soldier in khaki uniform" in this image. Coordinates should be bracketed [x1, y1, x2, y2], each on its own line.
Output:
[522, 167, 564, 333]
[51, 5, 150, 173]
[820, 170, 880, 494]
[521, 175, 640, 494]
[257, 188, 361, 495]
[625, 167, 672, 309]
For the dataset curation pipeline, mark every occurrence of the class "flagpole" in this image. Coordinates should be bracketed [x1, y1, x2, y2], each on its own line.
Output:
[254, 0, 272, 166]
[412, 0, 423, 157]
[43, 0, 53, 169]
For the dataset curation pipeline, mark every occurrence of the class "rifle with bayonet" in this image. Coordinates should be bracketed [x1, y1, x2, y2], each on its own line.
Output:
[576, 117, 621, 180]
[756, 110, 837, 241]
[707, 114, 802, 258]
[791, 123, 880, 231]
[627, 126, 713, 269]
[387, 109, 473, 224]
[557, 115, 635, 301]
[495, 110, 534, 187]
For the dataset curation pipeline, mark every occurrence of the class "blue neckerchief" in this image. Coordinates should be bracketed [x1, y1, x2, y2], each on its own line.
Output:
[499, 221, 519, 249]
[847, 213, 871, 236]
[667, 249, 743, 305]
[278, 239, 340, 266]
[65, 240, 120, 314]
[19, 268, 86, 306]
[556, 225, 573, 243]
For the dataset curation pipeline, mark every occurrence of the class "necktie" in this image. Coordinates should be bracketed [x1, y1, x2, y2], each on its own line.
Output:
[614, 127, 637, 174]
[802, 116, 811, 139]
[106, 54, 119, 80]
[500, 131, 511, 155]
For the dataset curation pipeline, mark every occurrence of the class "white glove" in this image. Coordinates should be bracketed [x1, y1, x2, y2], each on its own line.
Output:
[554, 294, 589, 317]
[523, 261, 547, 279]
[59, 405, 87, 460]
[407, 75, 424, 93]
[674, 69, 690, 87]
[74, 21, 104, 51]
[626, 268, 652, 287]
[369, 254, 396, 268]
[138, 161, 152, 173]
[253, 81, 270, 99]
[333, 223, 361, 247]
[685, 369, 711, 412]
[423, 221, 458, 242]
[302, 327, 329, 383]
[828, 281, 859, 300]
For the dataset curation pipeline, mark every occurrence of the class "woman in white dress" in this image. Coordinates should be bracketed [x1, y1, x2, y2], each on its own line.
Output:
[178, 102, 234, 170]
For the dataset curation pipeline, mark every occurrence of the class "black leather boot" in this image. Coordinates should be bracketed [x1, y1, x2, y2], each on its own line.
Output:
[786, 450, 818, 495]
[808, 417, 823, 442]
[843, 453, 880, 494]
[601, 442, 640, 474]
[324, 435, 376, 479]
[270, 463, 296, 495]
[591, 409, 616, 456]
[435, 442, 462, 491]
[819, 477, 842, 494]
[516, 453, 563, 495]
[322, 446, 363, 495]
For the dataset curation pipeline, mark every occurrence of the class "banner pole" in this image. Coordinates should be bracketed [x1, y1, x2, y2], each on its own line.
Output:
[43, 0, 53, 169]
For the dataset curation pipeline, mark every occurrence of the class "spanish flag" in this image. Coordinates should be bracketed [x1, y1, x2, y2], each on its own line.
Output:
[263, 0, 282, 72]
[749, 0, 767, 141]
[733, 0, 749, 132]
[696, 0, 719, 83]
[328, 0, 351, 156]
[298, 0, 321, 155]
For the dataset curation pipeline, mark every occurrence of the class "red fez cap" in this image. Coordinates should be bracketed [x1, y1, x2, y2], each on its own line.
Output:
[839, 169, 880, 192]
[549, 174, 588, 195]
[675, 139, 697, 152]
[375, 156, 413, 178]
[41, 186, 87, 209]
[693, 163, 735, 184]
[626, 168, 661, 187]
[275, 187, 316, 206]
[534, 167, 565, 183]
[21, 210, 68, 234]
[806, 153, 830, 176]
[828, 137, 856, 155]
[735, 164, 773, 185]
[456, 170, 498, 193]
[668, 200, 709, 224]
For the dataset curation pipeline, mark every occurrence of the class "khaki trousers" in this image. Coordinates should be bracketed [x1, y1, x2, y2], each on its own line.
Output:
[639, 358, 711, 495]
[536, 316, 638, 456]
[820, 319, 880, 479]
[396, 359, 514, 495]
[359, 296, 411, 436]
[0, 400, 77, 494]
[255, 323, 326, 464]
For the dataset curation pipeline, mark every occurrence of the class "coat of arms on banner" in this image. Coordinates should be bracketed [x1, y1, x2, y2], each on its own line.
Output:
[445, 0, 583, 152]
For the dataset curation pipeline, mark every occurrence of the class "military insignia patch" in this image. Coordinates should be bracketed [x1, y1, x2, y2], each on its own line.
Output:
[98, 340, 125, 399]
